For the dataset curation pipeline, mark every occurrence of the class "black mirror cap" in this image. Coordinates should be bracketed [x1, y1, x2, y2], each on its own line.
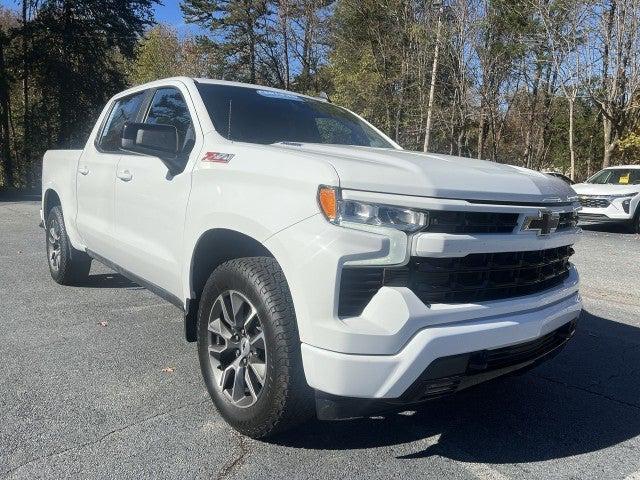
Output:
[121, 122, 179, 157]
[121, 122, 183, 175]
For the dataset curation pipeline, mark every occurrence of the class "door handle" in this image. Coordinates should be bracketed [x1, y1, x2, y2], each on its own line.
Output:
[78, 165, 89, 175]
[116, 169, 133, 182]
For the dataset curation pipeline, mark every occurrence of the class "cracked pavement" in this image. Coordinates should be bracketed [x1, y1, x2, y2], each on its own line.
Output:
[1, 200, 640, 480]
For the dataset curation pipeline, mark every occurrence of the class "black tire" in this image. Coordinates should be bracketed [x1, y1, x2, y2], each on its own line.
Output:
[629, 209, 640, 234]
[197, 257, 314, 438]
[45, 205, 92, 285]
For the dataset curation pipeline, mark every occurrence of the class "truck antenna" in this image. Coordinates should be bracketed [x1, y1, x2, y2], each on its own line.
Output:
[227, 99, 232, 140]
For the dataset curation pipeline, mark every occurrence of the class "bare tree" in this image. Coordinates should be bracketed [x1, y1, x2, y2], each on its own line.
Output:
[536, 0, 588, 180]
[585, 0, 640, 168]
[423, 2, 443, 152]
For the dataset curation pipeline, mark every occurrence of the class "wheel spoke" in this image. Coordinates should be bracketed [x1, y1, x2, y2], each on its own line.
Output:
[250, 331, 265, 350]
[244, 310, 258, 330]
[49, 225, 59, 241]
[219, 294, 235, 330]
[230, 291, 244, 322]
[208, 342, 230, 359]
[245, 368, 258, 400]
[208, 317, 233, 341]
[219, 364, 234, 389]
[248, 359, 266, 386]
[231, 365, 246, 402]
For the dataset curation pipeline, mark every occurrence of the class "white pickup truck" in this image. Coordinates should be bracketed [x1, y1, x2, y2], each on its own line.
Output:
[41, 77, 582, 438]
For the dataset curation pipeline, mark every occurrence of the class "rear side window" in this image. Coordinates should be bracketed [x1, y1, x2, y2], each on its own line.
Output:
[144, 87, 194, 153]
[99, 92, 146, 152]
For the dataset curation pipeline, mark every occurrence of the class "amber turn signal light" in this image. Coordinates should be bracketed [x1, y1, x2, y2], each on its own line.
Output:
[318, 186, 338, 221]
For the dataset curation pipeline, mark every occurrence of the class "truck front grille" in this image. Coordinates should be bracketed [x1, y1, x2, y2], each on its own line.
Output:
[579, 196, 610, 208]
[557, 211, 579, 230]
[425, 211, 519, 234]
[338, 245, 574, 317]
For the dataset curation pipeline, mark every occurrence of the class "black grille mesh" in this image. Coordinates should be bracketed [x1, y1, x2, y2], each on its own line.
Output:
[425, 211, 519, 234]
[579, 197, 610, 208]
[557, 211, 579, 230]
[338, 245, 574, 317]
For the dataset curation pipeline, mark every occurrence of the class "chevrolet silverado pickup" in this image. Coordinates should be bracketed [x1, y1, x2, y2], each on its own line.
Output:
[41, 77, 582, 438]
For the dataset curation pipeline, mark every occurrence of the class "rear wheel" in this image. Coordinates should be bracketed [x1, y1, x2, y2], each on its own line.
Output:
[197, 257, 313, 438]
[46, 206, 91, 285]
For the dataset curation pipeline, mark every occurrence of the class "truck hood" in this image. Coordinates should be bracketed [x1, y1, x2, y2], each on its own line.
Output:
[572, 182, 640, 196]
[272, 143, 576, 203]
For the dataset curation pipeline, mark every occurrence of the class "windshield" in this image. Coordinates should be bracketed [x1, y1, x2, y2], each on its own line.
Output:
[587, 169, 640, 185]
[196, 83, 394, 148]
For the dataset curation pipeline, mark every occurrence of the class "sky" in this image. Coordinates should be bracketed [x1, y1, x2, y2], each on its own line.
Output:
[0, 0, 200, 36]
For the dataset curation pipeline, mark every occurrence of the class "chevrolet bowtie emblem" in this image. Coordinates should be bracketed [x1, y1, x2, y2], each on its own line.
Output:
[522, 209, 560, 235]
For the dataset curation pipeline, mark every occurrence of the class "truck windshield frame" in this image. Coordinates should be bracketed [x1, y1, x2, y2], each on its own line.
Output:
[195, 83, 395, 149]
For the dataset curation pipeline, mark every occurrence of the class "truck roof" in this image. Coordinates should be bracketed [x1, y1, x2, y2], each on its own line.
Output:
[119, 76, 327, 103]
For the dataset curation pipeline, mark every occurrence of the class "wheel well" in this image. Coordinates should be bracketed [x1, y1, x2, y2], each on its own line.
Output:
[43, 189, 61, 221]
[190, 229, 273, 303]
[185, 229, 274, 342]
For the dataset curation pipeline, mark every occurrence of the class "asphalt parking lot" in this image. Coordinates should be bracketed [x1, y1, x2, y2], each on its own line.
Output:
[1, 200, 639, 480]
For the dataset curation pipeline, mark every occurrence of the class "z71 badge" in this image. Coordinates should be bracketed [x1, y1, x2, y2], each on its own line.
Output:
[201, 152, 235, 163]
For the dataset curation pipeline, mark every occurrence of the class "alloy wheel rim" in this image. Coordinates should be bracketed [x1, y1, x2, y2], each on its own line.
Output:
[47, 219, 61, 272]
[207, 290, 267, 408]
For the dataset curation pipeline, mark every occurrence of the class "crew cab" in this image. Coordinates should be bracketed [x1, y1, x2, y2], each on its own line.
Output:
[41, 77, 582, 438]
[573, 166, 640, 233]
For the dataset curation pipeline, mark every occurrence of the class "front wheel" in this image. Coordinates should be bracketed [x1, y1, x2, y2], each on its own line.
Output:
[197, 257, 313, 438]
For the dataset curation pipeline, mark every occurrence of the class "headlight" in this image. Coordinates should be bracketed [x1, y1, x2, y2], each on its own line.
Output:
[317, 186, 428, 232]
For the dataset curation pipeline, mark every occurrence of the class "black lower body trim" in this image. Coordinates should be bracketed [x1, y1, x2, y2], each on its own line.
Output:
[315, 318, 577, 421]
[86, 249, 184, 310]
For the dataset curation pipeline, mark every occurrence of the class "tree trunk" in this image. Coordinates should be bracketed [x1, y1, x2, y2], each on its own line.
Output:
[477, 105, 485, 159]
[423, 6, 442, 152]
[568, 96, 576, 180]
[602, 115, 613, 168]
[22, 0, 30, 185]
[0, 35, 14, 188]
[280, 0, 290, 89]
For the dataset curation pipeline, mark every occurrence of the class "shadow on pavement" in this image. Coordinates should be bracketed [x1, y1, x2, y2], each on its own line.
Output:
[273, 310, 640, 464]
[580, 222, 635, 235]
[0, 190, 41, 202]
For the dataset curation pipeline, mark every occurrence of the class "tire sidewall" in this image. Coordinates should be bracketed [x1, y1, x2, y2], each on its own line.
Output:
[197, 261, 287, 428]
[46, 207, 71, 283]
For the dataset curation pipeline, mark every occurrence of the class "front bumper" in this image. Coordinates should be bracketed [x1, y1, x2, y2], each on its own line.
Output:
[264, 191, 582, 402]
[316, 318, 577, 420]
[578, 198, 636, 222]
[302, 281, 581, 399]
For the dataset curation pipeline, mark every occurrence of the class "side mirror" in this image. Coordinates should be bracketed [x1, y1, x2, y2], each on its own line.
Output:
[121, 122, 183, 174]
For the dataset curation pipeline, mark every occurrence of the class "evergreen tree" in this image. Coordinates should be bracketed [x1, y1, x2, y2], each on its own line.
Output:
[25, 0, 158, 148]
[182, 0, 269, 84]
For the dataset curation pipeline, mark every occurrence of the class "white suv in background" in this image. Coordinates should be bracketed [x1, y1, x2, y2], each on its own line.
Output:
[573, 166, 640, 233]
